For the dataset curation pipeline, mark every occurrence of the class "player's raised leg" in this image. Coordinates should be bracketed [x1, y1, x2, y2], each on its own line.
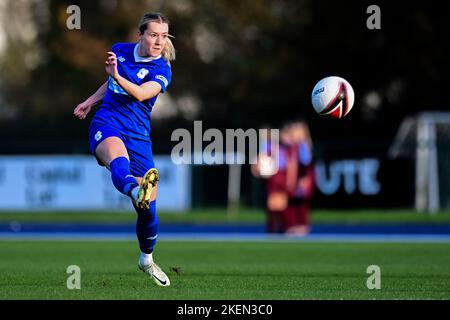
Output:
[95, 136, 140, 198]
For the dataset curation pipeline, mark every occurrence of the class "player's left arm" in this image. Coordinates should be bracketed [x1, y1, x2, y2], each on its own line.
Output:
[117, 77, 162, 102]
[105, 52, 165, 102]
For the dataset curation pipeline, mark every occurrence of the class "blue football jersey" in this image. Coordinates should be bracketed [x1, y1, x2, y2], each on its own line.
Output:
[93, 42, 172, 140]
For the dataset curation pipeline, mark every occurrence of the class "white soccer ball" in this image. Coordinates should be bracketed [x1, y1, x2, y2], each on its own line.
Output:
[311, 76, 355, 119]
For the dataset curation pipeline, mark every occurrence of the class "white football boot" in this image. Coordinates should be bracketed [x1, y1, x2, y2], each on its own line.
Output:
[138, 261, 171, 287]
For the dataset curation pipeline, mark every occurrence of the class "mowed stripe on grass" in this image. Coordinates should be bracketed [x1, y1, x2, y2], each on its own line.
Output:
[0, 240, 449, 299]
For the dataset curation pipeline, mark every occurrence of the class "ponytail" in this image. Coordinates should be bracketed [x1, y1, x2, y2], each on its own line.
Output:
[162, 36, 176, 62]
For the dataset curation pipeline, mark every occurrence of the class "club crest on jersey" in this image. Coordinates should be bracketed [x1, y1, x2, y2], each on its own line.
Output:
[137, 68, 149, 79]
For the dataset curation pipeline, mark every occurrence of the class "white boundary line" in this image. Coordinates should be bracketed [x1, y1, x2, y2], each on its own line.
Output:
[1, 232, 450, 243]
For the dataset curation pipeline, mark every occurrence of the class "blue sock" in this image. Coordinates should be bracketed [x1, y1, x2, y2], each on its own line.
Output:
[134, 200, 158, 254]
[110, 157, 139, 197]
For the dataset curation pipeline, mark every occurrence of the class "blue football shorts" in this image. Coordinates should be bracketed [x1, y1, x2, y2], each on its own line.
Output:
[88, 120, 155, 178]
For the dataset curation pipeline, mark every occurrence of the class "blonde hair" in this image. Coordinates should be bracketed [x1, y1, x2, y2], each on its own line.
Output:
[162, 37, 176, 62]
[138, 12, 176, 62]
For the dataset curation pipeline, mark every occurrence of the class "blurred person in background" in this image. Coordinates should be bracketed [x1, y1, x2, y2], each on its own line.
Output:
[252, 124, 294, 233]
[73, 12, 175, 287]
[284, 119, 315, 236]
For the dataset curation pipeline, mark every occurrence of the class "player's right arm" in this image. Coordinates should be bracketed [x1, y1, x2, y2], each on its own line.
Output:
[73, 81, 108, 120]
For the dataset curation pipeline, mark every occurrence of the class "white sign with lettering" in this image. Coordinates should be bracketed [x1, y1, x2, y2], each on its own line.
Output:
[0, 155, 190, 211]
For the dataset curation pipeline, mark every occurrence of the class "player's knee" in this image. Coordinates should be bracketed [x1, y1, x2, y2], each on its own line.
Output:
[96, 137, 128, 166]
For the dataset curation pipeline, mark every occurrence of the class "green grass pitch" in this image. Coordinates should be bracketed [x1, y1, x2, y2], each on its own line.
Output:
[1, 240, 450, 300]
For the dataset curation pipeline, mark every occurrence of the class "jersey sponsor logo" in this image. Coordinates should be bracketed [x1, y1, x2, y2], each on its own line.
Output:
[108, 76, 129, 96]
[137, 68, 149, 79]
[94, 131, 102, 141]
[155, 75, 168, 88]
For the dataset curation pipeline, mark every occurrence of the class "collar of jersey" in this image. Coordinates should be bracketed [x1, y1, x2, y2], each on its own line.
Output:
[134, 43, 161, 62]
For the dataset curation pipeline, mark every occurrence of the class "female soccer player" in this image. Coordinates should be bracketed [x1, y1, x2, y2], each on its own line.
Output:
[285, 120, 315, 236]
[73, 12, 175, 287]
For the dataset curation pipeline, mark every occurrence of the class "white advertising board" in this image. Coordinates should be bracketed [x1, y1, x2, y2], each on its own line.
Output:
[0, 155, 191, 211]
